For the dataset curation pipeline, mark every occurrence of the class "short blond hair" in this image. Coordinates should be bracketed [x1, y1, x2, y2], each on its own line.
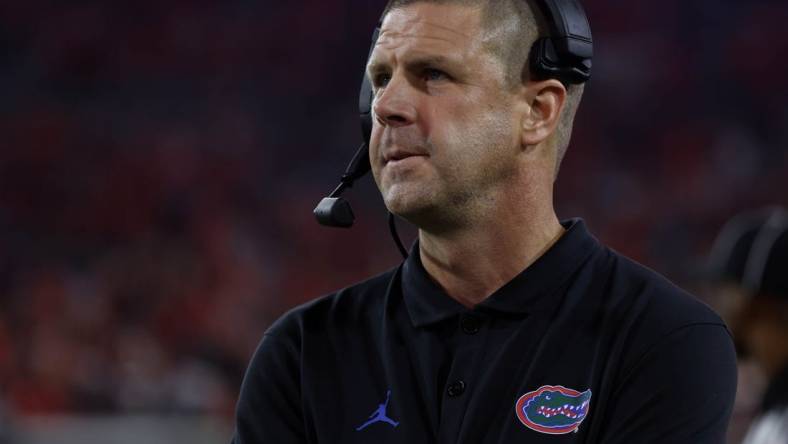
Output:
[382, 0, 585, 175]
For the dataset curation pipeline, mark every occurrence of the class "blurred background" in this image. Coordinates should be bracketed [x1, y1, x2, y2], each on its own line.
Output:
[0, 0, 787, 442]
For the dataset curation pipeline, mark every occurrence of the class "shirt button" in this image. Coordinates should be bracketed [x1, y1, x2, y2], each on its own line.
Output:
[447, 380, 466, 397]
[460, 314, 480, 334]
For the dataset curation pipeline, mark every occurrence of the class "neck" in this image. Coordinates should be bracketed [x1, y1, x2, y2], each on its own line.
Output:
[418, 193, 564, 308]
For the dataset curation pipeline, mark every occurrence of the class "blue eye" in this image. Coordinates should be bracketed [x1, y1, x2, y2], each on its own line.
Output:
[375, 73, 391, 88]
[424, 68, 448, 81]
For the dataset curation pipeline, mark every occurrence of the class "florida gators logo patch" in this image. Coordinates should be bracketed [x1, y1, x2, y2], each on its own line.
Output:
[515, 385, 592, 435]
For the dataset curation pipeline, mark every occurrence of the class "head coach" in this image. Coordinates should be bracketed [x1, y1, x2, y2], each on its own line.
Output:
[231, 0, 737, 443]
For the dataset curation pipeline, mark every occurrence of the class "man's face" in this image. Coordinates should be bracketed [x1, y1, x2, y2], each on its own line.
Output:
[367, 3, 522, 228]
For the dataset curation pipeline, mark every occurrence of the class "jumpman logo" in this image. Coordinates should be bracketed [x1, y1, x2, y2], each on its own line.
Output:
[355, 389, 400, 431]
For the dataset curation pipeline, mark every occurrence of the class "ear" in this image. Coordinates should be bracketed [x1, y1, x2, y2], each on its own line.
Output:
[519, 79, 567, 149]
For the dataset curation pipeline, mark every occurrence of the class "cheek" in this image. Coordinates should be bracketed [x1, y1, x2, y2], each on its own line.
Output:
[442, 104, 516, 162]
[369, 122, 383, 157]
[368, 124, 385, 177]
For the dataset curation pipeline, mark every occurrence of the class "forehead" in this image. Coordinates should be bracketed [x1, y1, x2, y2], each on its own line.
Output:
[373, 3, 487, 62]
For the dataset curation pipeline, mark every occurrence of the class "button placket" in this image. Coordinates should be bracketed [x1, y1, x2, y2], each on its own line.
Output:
[437, 313, 488, 441]
[447, 380, 466, 397]
[460, 314, 480, 335]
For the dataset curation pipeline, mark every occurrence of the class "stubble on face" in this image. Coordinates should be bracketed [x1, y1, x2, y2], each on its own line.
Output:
[369, 4, 521, 232]
[379, 97, 519, 232]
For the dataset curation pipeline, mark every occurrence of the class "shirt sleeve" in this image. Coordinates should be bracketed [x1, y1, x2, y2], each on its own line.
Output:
[231, 333, 306, 444]
[598, 323, 737, 444]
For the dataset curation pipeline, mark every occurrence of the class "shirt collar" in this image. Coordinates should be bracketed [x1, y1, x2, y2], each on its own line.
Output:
[401, 218, 601, 328]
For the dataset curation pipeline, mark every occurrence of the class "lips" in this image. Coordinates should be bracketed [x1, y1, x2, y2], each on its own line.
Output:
[383, 148, 428, 163]
[379, 130, 429, 164]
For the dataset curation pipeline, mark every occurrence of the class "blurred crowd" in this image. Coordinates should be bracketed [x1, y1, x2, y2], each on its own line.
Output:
[0, 0, 786, 438]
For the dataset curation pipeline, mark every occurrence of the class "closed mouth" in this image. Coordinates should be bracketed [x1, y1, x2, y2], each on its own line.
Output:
[384, 151, 428, 163]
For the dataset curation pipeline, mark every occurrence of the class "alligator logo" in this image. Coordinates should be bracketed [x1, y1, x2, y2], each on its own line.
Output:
[515, 385, 592, 435]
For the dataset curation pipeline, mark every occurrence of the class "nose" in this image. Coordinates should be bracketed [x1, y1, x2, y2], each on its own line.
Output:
[372, 74, 417, 128]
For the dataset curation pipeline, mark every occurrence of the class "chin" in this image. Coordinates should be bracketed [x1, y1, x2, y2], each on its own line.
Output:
[384, 188, 456, 231]
[384, 194, 421, 217]
[383, 184, 432, 218]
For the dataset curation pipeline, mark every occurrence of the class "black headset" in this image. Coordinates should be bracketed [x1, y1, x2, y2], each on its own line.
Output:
[313, 0, 593, 258]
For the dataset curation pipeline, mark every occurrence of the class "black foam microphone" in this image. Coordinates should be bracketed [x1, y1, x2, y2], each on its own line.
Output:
[313, 28, 378, 229]
[313, 142, 370, 228]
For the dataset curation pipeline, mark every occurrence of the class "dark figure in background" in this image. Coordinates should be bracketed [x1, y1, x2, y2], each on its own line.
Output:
[705, 208, 779, 328]
[705, 207, 788, 443]
[703, 207, 781, 442]
[735, 210, 788, 443]
[231, 1, 736, 442]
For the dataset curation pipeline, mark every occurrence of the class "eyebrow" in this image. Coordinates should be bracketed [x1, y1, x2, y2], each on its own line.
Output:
[366, 54, 459, 78]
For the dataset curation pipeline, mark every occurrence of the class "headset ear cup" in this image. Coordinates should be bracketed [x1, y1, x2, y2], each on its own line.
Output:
[531, 0, 592, 84]
[528, 37, 591, 86]
[529, 38, 554, 81]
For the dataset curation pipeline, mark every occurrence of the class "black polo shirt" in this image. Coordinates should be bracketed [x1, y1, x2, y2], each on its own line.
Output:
[232, 219, 736, 443]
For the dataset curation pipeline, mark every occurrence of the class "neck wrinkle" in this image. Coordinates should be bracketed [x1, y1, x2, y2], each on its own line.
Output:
[418, 207, 564, 308]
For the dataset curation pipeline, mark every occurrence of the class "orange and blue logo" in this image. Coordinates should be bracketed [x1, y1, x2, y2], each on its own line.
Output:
[515, 385, 592, 435]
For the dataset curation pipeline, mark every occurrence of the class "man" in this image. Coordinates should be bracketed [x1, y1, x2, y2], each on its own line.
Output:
[737, 211, 788, 443]
[701, 208, 781, 443]
[704, 208, 781, 329]
[232, 1, 736, 442]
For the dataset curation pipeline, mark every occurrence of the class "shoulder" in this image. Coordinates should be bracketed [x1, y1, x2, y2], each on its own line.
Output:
[590, 249, 737, 441]
[264, 266, 400, 344]
[241, 266, 399, 386]
[602, 247, 727, 331]
[597, 247, 735, 378]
